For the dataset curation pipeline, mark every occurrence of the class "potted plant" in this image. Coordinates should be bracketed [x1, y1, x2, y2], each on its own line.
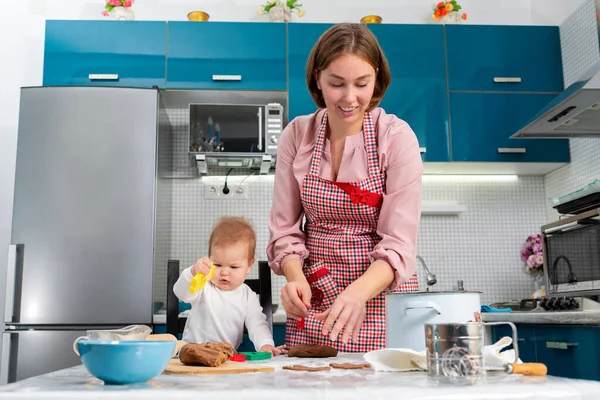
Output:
[258, 0, 305, 22]
[102, 0, 135, 20]
[432, 1, 467, 24]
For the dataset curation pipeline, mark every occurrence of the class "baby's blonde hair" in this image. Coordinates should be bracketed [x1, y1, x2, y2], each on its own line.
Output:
[208, 217, 256, 262]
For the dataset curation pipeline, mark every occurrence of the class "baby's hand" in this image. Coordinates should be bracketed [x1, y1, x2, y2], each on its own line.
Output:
[191, 257, 212, 276]
[259, 344, 283, 356]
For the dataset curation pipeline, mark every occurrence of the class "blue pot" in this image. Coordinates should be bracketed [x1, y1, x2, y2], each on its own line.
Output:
[76, 340, 175, 385]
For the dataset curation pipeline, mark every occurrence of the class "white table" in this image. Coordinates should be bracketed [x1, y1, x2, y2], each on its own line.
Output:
[1, 353, 599, 399]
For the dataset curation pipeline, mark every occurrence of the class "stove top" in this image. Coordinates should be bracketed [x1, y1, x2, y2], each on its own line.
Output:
[490, 296, 600, 313]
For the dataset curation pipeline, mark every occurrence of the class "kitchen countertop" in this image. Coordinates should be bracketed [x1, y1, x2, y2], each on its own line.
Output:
[482, 310, 600, 325]
[1, 353, 600, 399]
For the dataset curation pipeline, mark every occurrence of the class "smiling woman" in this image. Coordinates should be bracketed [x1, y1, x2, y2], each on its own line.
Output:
[267, 23, 424, 353]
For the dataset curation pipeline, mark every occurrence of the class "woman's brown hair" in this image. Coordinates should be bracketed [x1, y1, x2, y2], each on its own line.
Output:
[306, 23, 392, 112]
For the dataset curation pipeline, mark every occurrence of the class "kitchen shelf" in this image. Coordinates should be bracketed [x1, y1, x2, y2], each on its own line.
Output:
[421, 201, 466, 216]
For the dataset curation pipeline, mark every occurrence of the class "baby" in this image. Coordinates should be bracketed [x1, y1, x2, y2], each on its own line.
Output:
[174, 216, 281, 355]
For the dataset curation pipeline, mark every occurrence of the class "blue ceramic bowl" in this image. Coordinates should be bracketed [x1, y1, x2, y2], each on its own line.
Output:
[76, 340, 175, 385]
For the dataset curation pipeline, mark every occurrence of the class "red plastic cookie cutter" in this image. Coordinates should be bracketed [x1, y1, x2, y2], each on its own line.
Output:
[229, 354, 246, 362]
[307, 268, 328, 308]
[296, 268, 330, 330]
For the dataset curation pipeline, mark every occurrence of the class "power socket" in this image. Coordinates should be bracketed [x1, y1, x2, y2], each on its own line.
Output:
[231, 184, 248, 199]
[204, 183, 248, 200]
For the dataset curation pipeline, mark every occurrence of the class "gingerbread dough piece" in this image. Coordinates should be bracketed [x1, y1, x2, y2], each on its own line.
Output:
[283, 365, 331, 372]
[203, 341, 234, 357]
[288, 344, 338, 358]
[179, 342, 234, 367]
[329, 362, 371, 370]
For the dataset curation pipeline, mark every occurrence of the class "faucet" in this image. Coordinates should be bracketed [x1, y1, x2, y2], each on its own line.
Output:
[416, 255, 437, 290]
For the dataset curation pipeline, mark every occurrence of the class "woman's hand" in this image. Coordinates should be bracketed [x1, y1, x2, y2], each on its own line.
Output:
[191, 257, 212, 276]
[314, 288, 367, 344]
[281, 279, 312, 321]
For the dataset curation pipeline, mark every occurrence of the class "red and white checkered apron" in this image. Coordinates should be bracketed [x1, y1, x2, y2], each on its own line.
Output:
[285, 111, 419, 352]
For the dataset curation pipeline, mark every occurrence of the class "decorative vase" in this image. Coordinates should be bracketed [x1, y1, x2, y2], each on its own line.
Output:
[110, 6, 135, 20]
[530, 272, 546, 299]
[438, 11, 463, 24]
[268, 5, 291, 22]
[533, 272, 544, 290]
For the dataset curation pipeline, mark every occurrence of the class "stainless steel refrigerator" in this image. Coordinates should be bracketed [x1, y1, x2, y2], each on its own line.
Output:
[1, 86, 161, 384]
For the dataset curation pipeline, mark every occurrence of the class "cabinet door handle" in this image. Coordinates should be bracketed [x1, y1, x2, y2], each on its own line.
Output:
[498, 147, 526, 154]
[493, 77, 522, 83]
[257, 107, 263, 151]
[212, 75, 242, 81]
[4, 244, 23, 324]
[88, 74, 119, 81]
[546, 341, 579, 350]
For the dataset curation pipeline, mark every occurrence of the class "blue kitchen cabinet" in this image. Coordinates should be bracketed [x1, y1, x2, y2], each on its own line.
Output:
[446, 25, 563, 92]
[370, 24, 449, 162]
[236, 325, 286, 352]
[491, 323, 537, 363]
[288, 23, 450, 162]
[166, 22, 286, 90]
[43, 21, 167, 88]
[449, 92, 570, 162]
[273, 324, 286, 346]
[533, 325, 600, 381]
[288, 23, 333, 120]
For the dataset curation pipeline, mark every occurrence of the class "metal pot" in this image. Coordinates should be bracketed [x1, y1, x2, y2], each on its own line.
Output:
[385, 291, 481, 351]
[425, 321, 519, 384]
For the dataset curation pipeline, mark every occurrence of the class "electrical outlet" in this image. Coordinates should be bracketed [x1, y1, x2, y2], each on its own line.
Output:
[205, 183, 249, 200]
[204, 184, 220, 199]
[231, 184, 248, 199]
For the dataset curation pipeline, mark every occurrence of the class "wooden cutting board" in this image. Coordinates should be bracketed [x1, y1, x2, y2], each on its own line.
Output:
[163, 359, 275, 375]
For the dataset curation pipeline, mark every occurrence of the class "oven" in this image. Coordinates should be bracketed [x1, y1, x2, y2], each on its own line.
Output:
[541, 208, 600, 297]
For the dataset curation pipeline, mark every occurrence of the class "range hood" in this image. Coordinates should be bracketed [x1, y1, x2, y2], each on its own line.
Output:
[194, 153, 274, 175]
[512, 0, 600, 138]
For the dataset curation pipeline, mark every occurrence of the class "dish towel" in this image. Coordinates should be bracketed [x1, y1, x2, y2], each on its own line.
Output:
[481, 304, 512, 313]
[363, 337, 522, 372]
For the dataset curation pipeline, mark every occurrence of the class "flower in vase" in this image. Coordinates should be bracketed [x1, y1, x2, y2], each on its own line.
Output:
[102, 0, 135, 16]
[521, 233, 544, 274]
[432, 1, 467, 22]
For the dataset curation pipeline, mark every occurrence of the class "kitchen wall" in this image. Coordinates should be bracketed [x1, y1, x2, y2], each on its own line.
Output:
[153, 107, 549, 307]
[0, 0, 589, 332]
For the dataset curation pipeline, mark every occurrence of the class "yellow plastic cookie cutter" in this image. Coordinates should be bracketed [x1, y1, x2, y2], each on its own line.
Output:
[189, 262, 216, 293]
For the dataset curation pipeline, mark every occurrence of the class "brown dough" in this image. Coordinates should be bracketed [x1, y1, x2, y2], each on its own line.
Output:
[203, 341, 234, 357]
[283, 365, 331, 372]
[287, 344, 338, 358]
[179, 342, 234, 367]
[329, 363, 371, 370]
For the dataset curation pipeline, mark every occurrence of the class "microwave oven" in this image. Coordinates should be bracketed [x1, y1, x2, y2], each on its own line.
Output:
[541, 208, 600, 297]
[183, 90, 287, 174]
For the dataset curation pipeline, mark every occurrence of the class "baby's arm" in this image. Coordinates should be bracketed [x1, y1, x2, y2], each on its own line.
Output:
[173, 266, 201, 303]
[244, 290, 275, 352]
[173, 257, 212, 303]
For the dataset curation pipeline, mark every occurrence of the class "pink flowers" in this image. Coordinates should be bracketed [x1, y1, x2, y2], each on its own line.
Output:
[102, 0, 134, 16]
[521, 234, 544, 274]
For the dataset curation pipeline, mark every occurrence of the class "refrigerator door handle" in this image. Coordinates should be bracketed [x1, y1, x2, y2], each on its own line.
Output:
[1, 333, 12, 385]
[4, 244, 23, 324]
